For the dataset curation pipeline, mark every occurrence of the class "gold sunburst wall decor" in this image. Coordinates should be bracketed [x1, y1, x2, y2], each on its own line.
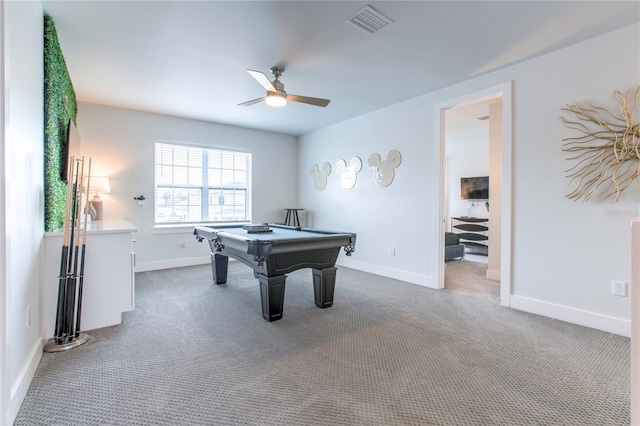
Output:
[560, 86, 640, 202]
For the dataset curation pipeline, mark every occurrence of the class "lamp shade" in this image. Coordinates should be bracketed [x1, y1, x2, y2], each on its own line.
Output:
[89, 176, 110, 194]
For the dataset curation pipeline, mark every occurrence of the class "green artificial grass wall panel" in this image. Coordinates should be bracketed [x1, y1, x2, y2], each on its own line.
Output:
[44, 15, 76, 232]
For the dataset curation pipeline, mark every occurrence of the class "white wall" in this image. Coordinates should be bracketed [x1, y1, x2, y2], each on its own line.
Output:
[507, 24, 638, 334]
[2, 1, 44, 424]
[445, 126, 490, 223]
[298, 23, 640, 336]
[76, 103, 298, 271]
[299, 98, 437, 286]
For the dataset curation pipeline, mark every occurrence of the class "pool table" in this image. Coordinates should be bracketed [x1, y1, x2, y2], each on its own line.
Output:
[194, 224, 356, 321]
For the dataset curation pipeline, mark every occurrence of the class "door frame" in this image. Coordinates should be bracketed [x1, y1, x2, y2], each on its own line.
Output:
[0, 1, 7, 423]
[433, 82, 513, 306]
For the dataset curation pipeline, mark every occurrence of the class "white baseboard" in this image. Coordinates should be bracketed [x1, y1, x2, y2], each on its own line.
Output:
[337, 257, 435, 288]
[7, 337, 43, 424]
[510, 295, 630, 337]
[337, 259, 629, 337]
[136, 256, 435, 289]
[133, 257, 629, 337]
[135, 256, 210, 272]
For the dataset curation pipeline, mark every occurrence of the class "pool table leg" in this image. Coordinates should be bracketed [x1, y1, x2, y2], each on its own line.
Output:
[210, 253, 228, 284]
[258, 274, 286, 322]
[312, 267, 337, 309]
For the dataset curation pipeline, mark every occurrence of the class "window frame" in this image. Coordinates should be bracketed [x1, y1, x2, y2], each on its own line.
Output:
[154, 141, 252, 225]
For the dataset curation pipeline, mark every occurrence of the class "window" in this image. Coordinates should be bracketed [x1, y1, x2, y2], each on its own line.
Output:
[155, 142, 252, 224]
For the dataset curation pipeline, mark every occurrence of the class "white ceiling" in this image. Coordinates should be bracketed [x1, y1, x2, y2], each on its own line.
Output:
[41, 1, 640, 136]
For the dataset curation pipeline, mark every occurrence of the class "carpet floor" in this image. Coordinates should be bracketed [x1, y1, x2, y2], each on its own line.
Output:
[15, 261, 629, 425]
[444, 258, 498, 299]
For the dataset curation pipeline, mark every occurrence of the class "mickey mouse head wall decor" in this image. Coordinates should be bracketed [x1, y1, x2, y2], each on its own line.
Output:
[335, 157, 362, 190]
[367, 149, 402, 187]
[310, 162, 332, 191]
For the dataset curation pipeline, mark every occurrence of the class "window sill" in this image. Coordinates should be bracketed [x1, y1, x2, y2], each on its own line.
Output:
[151, 225, 196, 235]
[152, 222, 249, 235]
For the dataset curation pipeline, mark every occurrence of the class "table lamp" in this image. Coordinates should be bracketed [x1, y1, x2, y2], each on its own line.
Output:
[89, 176, 110, 221]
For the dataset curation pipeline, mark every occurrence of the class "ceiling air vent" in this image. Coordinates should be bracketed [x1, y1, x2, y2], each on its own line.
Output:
[346, 5, 394, 35]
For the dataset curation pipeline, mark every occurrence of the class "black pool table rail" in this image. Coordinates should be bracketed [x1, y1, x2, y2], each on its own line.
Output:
[194, 224, 356, 264]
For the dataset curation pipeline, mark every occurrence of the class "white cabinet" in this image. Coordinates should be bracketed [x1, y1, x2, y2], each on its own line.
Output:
[43, 220, 137, 337]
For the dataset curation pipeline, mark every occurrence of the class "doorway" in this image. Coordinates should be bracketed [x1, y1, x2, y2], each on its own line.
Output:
[445, 100, 494, 294]
[433, 82, 513, 306]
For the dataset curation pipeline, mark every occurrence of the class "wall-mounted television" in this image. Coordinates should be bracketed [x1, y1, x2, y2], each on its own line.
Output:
[60, 118, 81, 181]
[461, 176, 489, 200]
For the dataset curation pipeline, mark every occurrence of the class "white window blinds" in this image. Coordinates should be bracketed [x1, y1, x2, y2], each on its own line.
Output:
[155, 142, 252, 224]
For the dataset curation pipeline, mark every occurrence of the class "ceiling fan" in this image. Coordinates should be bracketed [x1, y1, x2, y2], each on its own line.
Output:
[238, 66, 330, 108]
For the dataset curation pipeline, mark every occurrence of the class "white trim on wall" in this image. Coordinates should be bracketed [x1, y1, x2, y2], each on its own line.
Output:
[337, 257, 433, 288]
[7, 339, 42, 423]
[0, 1, 7, 422]
[510, 295, 630, 337]
[135, 256, 210, 273]
[499, 83, 513, 305]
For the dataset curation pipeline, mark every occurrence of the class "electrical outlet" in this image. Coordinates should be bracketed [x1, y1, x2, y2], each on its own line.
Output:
[612, 280, 627, 297]
[179, 240, 187, 248]
[389, 247, 395, 256]
[26, 305, 31, 327]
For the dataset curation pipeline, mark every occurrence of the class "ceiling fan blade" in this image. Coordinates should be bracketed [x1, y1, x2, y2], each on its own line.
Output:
[238, 97, 266, 106]
[247, 69, 277, 92]
[287, 94, 330, 107]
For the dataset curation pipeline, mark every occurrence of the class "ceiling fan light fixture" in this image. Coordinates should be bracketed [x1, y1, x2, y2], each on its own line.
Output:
[265, 93, 286, 107]
[240, 67, 329, 108]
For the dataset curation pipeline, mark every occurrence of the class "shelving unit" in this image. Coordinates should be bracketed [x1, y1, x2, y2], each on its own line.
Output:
[451, 217, 489, 255]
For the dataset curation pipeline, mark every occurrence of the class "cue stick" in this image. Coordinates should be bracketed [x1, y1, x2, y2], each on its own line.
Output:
[66, 157, 85, 339]
[63, 158, 81, 340]
[53, 156, 76, 342]
[75, 158, 91, 337]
